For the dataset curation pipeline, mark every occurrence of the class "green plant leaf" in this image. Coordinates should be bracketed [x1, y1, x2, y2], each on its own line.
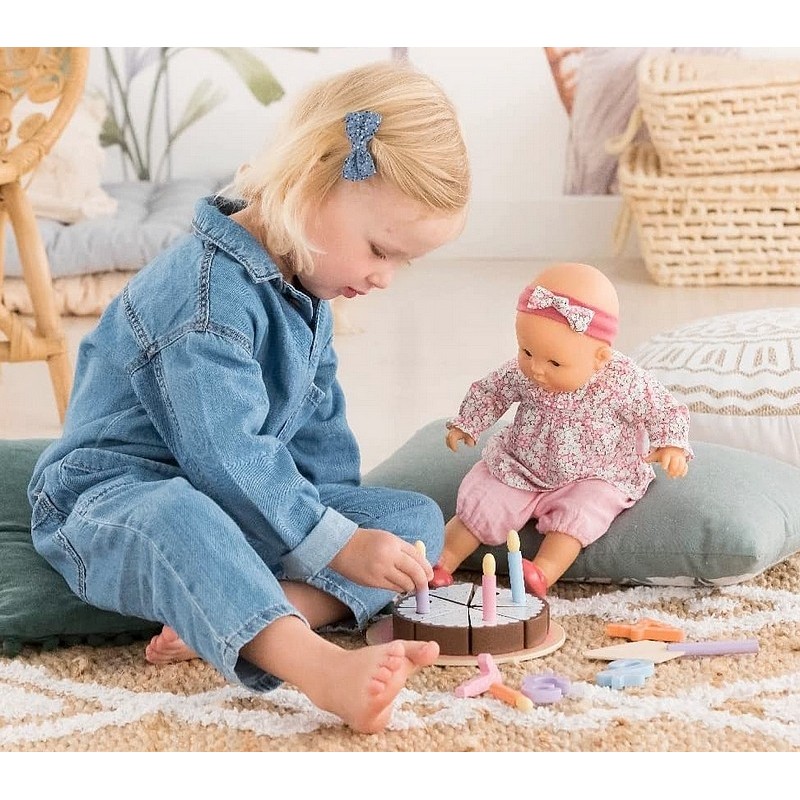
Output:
[99, 113, 125, 149]
[172, 79, 227, 140]
[207, 47, 284, 106]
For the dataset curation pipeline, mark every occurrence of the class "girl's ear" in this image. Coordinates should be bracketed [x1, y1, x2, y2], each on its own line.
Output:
[594, 344, 612, 370]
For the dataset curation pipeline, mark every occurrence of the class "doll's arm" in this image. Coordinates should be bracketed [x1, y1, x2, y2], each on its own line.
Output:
[624, 364, 693, 469]
[643, 446, 689, 478]
[447, 360, 522, 444]
[446, 426, 476, 451]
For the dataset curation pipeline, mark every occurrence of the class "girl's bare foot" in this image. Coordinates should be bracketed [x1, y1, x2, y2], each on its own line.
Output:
[144, 625, 199, 664]
[309, 639, 439, 734]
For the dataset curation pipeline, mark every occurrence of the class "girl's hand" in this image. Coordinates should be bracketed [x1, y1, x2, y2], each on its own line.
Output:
[329, 528, 434, 593]
[644, 446, 689, 478]
[446, 427, 476, 452]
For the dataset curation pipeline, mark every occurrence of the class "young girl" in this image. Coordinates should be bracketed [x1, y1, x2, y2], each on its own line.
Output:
[27, 60, 470, 735]
[432, 262, 692, 596]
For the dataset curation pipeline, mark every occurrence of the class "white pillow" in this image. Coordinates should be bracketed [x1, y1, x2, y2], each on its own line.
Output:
[24, 93, 117, 224]
[631, 308, 800, 468]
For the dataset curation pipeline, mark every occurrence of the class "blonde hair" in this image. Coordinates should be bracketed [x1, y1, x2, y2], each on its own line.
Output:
[233, 60, 471, 274]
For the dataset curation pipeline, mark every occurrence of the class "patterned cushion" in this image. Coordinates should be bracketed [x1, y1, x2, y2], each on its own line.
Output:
[631, 308, 800, 468]
[3, 176, 230, 279]
[24, 95, 118, 224]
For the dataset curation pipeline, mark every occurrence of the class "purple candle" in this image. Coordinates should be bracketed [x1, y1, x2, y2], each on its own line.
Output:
[414, 540, 430, 614]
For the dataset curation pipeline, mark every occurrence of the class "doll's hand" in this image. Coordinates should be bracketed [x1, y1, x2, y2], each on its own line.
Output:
[645, 446, 689, 478]
[446, 427, 476, 452]
[329, 528, 434, 593]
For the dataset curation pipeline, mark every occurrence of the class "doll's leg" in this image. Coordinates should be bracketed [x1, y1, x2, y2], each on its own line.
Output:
[434, 460, 545, 587]
[525, 479, 635, 596]
[430, 515, 482, 587]
[523, 531, 582, 596]
[430, 461, 508, 586]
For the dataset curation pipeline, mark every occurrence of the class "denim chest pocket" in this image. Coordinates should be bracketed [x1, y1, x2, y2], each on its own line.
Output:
[275, 382, 325, 443]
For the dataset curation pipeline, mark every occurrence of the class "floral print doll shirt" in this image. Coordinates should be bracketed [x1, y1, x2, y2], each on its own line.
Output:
[448, 352, 693, 500]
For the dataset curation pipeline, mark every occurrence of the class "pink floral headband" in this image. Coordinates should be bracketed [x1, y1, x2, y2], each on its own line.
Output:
[517, 285, 618, 345]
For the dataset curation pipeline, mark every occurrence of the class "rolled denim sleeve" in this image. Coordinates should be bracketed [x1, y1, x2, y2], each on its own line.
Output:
[130, 328, 357, 578]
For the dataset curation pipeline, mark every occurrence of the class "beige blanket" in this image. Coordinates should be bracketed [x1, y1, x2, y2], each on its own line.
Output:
[2, 556, 798, 752]
[3, 272, 134, 317]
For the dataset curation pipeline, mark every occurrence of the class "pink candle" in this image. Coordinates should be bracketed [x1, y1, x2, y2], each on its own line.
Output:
[482, 553, 497, 624]
[414, 540, 430, 614]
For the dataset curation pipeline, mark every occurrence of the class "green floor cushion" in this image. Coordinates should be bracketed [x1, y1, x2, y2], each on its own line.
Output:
[363, 419, 800, 587]
[0, 439, 160, 655]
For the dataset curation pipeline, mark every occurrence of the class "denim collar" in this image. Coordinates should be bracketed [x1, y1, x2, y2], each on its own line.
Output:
[191, 195, 282, 284]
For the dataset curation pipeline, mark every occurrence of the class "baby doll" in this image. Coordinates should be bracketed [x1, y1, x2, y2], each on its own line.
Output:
[431, 261, 692, 597]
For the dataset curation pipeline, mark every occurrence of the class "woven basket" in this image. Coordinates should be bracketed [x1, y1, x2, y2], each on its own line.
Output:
[608, 53, 800, 176]
[615, 141, 800, 286]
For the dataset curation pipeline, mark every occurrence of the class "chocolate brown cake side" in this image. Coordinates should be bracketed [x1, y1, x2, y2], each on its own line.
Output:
[391, 582, 550, 656]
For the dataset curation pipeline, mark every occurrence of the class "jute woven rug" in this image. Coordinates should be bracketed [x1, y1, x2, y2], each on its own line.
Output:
[2, 555, 799, 752]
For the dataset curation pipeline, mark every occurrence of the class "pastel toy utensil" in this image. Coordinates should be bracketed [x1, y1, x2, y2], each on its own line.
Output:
[587, 638, 760, 663]
[521, 672, 572, 704]
[595, 658, 655, 689]
[585, 640, 683, 663]
[605, 618, 685, 642]
[488, 682, 534, 711]
[454, 652, 503, 698]
[666, 638, 759, 656]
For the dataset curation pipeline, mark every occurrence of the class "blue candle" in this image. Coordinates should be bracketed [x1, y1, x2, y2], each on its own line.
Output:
[414, 540, 430, 614]
[507, 530, 525, 605]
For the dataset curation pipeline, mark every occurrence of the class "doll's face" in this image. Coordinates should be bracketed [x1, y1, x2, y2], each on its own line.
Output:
[515, 312, 610, 392]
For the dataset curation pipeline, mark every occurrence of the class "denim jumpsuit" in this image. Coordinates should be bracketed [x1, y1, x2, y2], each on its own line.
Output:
[28, 196, 444, 692]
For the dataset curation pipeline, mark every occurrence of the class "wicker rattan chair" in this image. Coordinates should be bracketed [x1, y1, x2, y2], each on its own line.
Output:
[0, 47, 89, 423]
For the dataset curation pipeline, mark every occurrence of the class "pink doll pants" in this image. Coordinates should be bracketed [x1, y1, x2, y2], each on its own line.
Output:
[456, 460, 635, 548]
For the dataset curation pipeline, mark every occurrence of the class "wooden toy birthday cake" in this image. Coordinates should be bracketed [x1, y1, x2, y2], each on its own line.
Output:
[392, 582, 549, 656]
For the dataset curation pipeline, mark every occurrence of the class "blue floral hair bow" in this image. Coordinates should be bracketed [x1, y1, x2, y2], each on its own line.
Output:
[342, 110, 382, 181]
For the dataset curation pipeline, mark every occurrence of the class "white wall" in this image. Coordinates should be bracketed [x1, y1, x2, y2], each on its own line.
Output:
[87, 47, 800, 263]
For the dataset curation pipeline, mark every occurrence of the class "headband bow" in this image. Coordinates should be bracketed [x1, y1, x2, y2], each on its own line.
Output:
[342, 110, 382, 181]
[526, 286, 595, 333]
